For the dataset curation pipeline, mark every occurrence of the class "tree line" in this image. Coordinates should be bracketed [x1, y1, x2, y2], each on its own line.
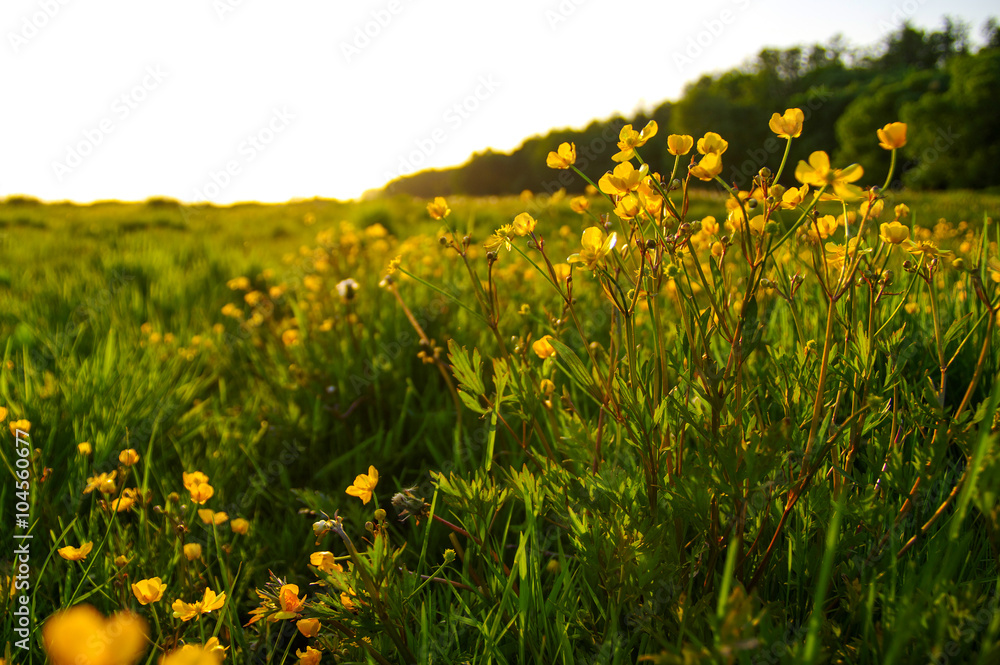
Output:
[383, 18, 1000, 197]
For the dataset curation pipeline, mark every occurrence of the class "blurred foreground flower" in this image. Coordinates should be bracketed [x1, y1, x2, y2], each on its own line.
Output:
[43, 604, 148, 665]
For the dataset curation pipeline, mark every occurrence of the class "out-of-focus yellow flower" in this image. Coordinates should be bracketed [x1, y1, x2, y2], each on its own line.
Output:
[895, 204, 910, 219]
[667, 134, 694, 156]
[231, 518, 250, 535]
[84, 471, 117, 495]
[532, 335, 556, 359]
[296, 646, 322, 665]
[880, 221, 910, 245]
[58, 542, 93, 561]
[569, 196, 590, 213]
[986, 257, 1000, 283]
[9, 419, 30, 437]
[119, 449, 140, 466]
[794, 151, 863, 200]
[346, 466, 379, 505]
[303, 275, 323, 293]
[115, 555, 130, 567]
[77, 442, 92, 455]
[172, 588, 226, 622]
[188, 482, 214, 505]
[220, 304, 242, 319]
[275, 584, 306, 619]
[227, 277, 250, 291]
[546, 142, 576, 169]
[131, 577, 166, 605]
[297, 618, 321, 638]
[598, 162, 646, 196]
[0, 406, 6, 422]
[904, 301, 920, 315]
[877, 122, 907, 150]
[697, 132, 728, 156]
[512, 212, 537, 236]
[568, 227, 618, 271]
[768, 108, 804, 139]
[43, 604, 148, 665]
[860, 199, 884, 219]
[183, 471, 209, 491]
[612, 121, 657, 162]
[906, 239, 951, 259]
[244, 290, 266, 307]
[183, 543, 202, 561]
[426, 196, 450, 220]
[282, 329, 300, 347]
[824, 238, 870, 271]
[198, 509, 229, 525]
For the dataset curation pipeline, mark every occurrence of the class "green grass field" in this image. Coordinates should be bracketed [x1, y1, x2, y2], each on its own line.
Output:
[2, 170, 1000, 664]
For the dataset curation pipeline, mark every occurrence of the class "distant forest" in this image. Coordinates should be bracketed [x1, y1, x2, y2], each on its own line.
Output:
[383, 18, 1000, 197]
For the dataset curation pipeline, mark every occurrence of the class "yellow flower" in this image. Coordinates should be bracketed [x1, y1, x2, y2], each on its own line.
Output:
[598, 161, 646, 197]
[9, 419, 30, 437]
[613, 193, 642, 220]
[895, 204, 910, 220]
[198, 509, 229, 525]
[768, 108, 804, 139]
[42, 604, 148, 665]
[346, 466, 379, 505]
[426, 196, 450, 220]
[986, 257, 1000, 283]
[131, 577, 166, 605]
[780, 184, 810, 209]
[296, 646, 322, 665]
[0, 406, 6, 421]
[58, 542, 93, 561]
[877, 122, 907, 150]
[860, 199, 884, 219]
[696, 132, 728, 156]
[172, 588, 226, 622]
[189, 482, 214, 505]
[83, 470, 118, 496]
[689, 153, 723, 181]
[880, 221, 910, 245]
[568, 227, 618, 271]
[226, 277, 250, 291]
[569, 196, 590, 213]
[115, 555, 130, 567]
[160, 642, 225, 665]
[667, 134, 694, 156]
[310, 551, 343, 575]
[183, 543, 202, 561]
[77, 442, 92, 455]
[824, 237, 870, 271]
[183, 471, 209, 491]
[611, 120, 657, 162]
[532, 335, 556, 359]
[244, 290, 266, 307]
[119, 449, 140, 466]
[297, 618, 321, 638]
[110, 493, 136, 512]
[340, 592, 358, 612]
[906, 239, 951, 259]
[546, 142, 576, 169]
[282, 329, 300, 347]
[303, 275, 322, 293]
[275, 584, 306, 619]
[512, 212, 537, 236]
[231, 518, 250, 535]
[794, 151, 864, 200]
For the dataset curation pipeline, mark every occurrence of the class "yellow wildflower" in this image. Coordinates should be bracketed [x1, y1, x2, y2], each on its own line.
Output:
[532, 335, 556, 359]
[42, 604, 148, 665]
[546, 142, 576, 169]
[611, 120, 657, 162]
[512, 212, 537, 236]
[426, 196, 450, 220]
[310, 551, 343, 575]
[880, 221, 910, 245]
[231, 518, 250, 535]
[877, 122, 907, 150]
[689, 153, 723, 181]
[296, 646, 322, 665]
[567, 227, 618, 270]
[131, 577, 166, 605]
[119, 449, 140, 466]
[183, 543, 202, 561]
[768, 108, 804, 139]
[297, 618, 321, 638]
[569, 196, 590, 213]
[57, 542, 93, 561]
[346, 466, 379, 505]
[77, 442, 92, 455]
[696, 132, 728, 156]
[275, 584, 306, 619]
[172, 588, 226, 622]
[198, 509, 229, 525]
[9, 419, 30, 437]
[794, 151, 863, 200]
[667, 134, 694, 156]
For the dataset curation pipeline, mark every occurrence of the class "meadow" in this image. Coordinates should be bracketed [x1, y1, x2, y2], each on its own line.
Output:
[2, 117, 1000, 664]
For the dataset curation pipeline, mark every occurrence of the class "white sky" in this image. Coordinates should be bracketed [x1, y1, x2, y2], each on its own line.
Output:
[1, 0, 996, 204]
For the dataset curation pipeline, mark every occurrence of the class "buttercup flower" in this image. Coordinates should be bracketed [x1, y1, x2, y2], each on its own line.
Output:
[231, 518, 250, 535]
[297, 618, 321, 638]
[275, 584, 306, 619]
[612, 121, 657, 162]
[426, 197, 450, 220]
[184, 543, 202, 561]
[119, 449, 140, 466]
[769, 108, 804, 139]
[43, 604, 148, 665]
[667, 134, 694, 156]
[697, 132, 728, 156]
[188, 482, 214, 505]
[0, 406, 6, 421]
[9, 419, 30, 437]
[877, 122, 907, 150]
[780, 184, 810, 209]
[895, 203, 910, 219]
[532, 335, 556, 359]
[690, 153, 723, 181]
[282, 329, 300, 347]
[598, 162, 646, 197]
[296, 647, 322, 665]
[906, 239, 952, 259]
[794, 151, 864, 200]
[346, 466, 379, 504]
[172, 587, 226, 622]
[131, 577, 166, 605]
[512, 212, 537, 236]
[227, 277, 250, 291]
[880, 221, 910, 245]
[546, 142, 576, 169]
[310, 551, 343, 575]
[58, 542, 93, 561]
[568, 227, 618, 270]
[84, 471, 116, 495]
[198, 509, 229, 525]
[183, 471, 209, 491]
[569, 196, 590, 213]
[77, 442, 92, 455]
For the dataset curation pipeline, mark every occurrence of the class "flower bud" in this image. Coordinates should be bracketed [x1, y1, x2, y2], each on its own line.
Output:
[374, 508, 386, 522]
[758, 166, 772, 180]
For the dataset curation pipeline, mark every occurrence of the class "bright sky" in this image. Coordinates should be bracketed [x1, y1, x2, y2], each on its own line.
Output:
[1, 0, 995, 204]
